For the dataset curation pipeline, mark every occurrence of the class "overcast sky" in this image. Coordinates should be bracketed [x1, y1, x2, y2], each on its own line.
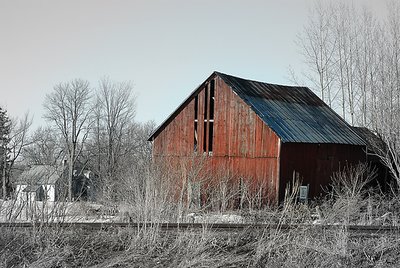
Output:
[0, 0, 387, 129]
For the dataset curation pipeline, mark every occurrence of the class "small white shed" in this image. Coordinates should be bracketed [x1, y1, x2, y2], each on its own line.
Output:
[15, 165, 61, 202]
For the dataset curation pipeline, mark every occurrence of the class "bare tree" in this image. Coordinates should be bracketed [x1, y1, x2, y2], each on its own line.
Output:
[6, 113, 33, 190]
[23, 126, 64, 165]
[367, 1, 400, 191]
[297, 1, 379, 126]
[333, 2, 360, 124]
[92, 78, 136, 201]
[115, 120, 156, 203]
[297, 1, 337, 107]
[44, 79, 93, 201]
[354, 8, 377, 126]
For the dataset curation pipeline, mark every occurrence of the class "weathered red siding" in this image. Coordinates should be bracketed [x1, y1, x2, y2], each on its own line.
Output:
[211, 77, 280, 202]
[213, 77, 279, 158]
[152, 74, 281, 202]
[153, 100, 194, 157]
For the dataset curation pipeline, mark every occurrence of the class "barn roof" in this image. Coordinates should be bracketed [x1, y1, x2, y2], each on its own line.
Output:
[217, 72, 364, 145]
[149, 71, 365, 145]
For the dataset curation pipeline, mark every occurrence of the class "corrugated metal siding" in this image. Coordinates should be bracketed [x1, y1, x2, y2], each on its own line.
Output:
[217, 72, 365, 145]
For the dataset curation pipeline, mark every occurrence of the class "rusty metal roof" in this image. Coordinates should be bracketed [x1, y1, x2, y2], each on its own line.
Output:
[216, 72, 365, 145]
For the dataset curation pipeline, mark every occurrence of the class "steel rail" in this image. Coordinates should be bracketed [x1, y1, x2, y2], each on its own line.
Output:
[1, 222, 400, 234]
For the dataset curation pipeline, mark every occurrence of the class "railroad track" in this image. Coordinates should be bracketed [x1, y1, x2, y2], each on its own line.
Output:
[1, 221, 400, 234]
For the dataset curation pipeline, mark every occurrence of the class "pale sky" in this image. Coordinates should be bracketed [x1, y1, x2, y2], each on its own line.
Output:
[0, 0, 387, 129]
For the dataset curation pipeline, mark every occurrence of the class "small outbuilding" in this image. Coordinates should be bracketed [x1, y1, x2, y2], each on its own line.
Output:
[15, 165, 62, 202]
[149, 72, 367, 203]
[14, 163, 97, 202]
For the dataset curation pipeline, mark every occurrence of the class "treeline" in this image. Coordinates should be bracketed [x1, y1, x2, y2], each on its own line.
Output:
[0, 78, 155, 202]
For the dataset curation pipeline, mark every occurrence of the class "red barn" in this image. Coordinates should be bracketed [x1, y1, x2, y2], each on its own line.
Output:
[148, 72, 366, 204]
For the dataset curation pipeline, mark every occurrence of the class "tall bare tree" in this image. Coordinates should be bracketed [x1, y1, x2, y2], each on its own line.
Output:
[333, 3, 360, 124]
[44, 79, 93, 201]
[354, 8, 377, 126]
[92, 78, 136, 200]
[372, 1, 400, 190]
[297, 1, 337, 107]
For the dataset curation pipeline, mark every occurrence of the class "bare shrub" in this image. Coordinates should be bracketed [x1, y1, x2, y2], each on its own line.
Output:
[331, 163, 376, 199]
[113, 159, 178, 223]
[319, 163, 377, 225]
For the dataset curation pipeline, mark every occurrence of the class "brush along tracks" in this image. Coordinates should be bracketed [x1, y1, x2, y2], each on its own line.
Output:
[0, 222, 399, 236]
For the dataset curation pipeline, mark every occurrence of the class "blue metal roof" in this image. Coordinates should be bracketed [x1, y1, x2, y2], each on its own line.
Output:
[217, 72, 365, 145]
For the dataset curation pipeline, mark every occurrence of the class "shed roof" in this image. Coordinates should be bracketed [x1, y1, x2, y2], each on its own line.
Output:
[16, 165, 61, 185]
[352, 127, 385, 153]
[149, 71, 365, 145]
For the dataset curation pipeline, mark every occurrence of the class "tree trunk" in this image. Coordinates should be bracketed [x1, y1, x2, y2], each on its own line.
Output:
[68, 145, 75, 201]
[2, 148, 6, 198]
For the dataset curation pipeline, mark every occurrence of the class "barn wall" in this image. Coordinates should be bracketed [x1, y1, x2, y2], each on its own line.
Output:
[279, 143, 366, 200]
[153, 99, 195, 157]
[153, 155, 279, 205]
[211, 77, 280, 202]
[213, 77, 280, 158]
[152, 75, 281, 203]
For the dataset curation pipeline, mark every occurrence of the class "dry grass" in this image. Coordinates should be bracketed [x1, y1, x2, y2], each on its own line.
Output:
[2, 163, 400, 267]
[2, 223, 400, 267]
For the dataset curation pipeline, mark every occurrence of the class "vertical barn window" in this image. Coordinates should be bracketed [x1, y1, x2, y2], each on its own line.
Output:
[208, 122, 213, 153]
[194, 95, 198, 152]
[208, 79, 215, 154]
[203, 84, 208, 152]
[204, 84, 208, 120]
[210, 79, 215, 120]
[196, 79, 215, 155]
[194, 95, 198, 120]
